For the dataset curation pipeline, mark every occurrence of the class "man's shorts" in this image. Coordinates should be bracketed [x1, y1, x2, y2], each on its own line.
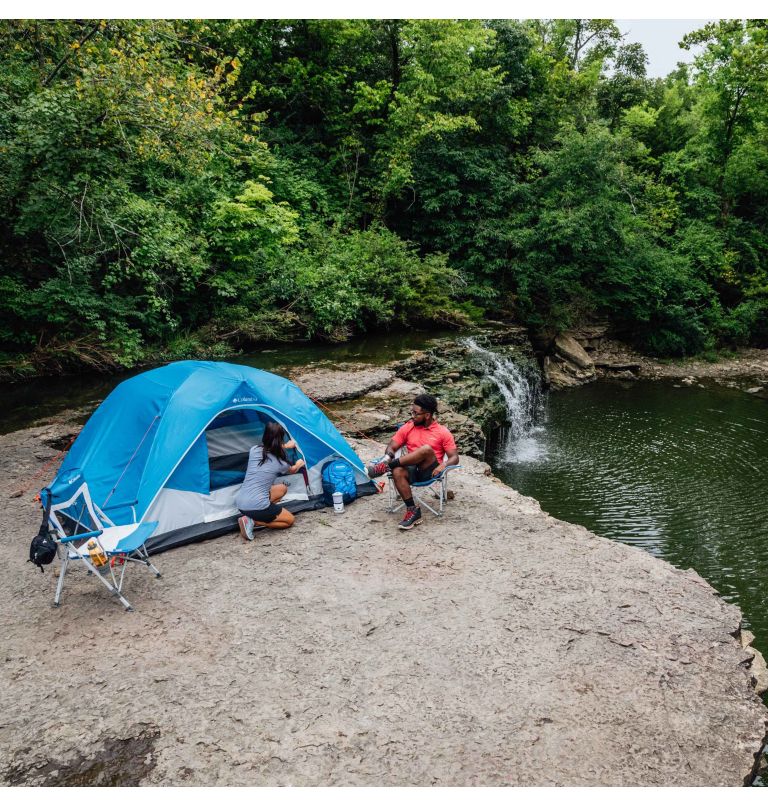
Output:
[408, 460, 440, 484]
[240, 502, 282, 524]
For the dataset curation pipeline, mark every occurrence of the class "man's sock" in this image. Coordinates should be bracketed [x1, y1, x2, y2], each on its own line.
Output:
[389, 457, 401, 469]
[403, 497, 415, 508]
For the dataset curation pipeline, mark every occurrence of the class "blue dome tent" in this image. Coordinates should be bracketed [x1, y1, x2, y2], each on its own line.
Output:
[43, 361, 376, 553]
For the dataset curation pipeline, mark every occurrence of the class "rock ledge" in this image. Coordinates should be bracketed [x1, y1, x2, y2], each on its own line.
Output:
[0, 419, 766, 786]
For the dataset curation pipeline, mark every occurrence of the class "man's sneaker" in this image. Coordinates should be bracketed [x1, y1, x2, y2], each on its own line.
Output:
[398, 506, 422, 530]
[367, 459, 391, 478]
[238, 515, 254, 541]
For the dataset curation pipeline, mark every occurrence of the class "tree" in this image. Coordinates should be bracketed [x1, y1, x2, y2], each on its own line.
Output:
[0, 20, 265, 369]
[506, 124, 717, 355]
[682, 20, 768, 221]
[597, 42, 652, 128]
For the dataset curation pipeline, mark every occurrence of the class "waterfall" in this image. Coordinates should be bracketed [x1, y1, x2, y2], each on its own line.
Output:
[463, 337, 546, 463]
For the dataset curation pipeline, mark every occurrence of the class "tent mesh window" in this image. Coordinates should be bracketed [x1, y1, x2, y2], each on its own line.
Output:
[205, 409, 293, 491]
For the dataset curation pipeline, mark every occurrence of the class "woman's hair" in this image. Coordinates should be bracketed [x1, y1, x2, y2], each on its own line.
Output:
[260, 421, 287, 465]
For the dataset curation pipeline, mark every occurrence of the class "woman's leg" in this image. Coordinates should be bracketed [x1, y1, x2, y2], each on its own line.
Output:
[270, 483, 288, 503]
[255, 508, 295, 530]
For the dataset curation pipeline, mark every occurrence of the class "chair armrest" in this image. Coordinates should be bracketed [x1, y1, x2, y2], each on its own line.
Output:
[60, 529, 103, 544]
[433, 464, 462, 479]
[410, 464, 462, 487]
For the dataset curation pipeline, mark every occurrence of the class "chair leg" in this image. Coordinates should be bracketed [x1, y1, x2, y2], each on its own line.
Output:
[80, 554, 133, 610]
[54, 554, 69, 607]
[109, 580, 133, 611]
[388, 471, 455, 518]
[415, 494, 441, 517]
[387, 476, 404, 513]
[135, 545, 162, 578]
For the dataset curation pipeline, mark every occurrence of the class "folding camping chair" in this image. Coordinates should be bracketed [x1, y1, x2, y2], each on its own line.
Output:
[54, 522, 161, 611]
[386, 463, 462, 518]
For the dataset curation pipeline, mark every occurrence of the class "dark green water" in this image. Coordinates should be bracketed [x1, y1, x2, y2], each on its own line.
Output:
[493, 379, 768, 659]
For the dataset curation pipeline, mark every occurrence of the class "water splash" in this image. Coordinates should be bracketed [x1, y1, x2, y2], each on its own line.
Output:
[463, 337, 546, 463]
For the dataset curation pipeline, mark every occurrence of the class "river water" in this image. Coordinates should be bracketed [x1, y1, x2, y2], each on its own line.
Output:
[492, 379, 768, 661]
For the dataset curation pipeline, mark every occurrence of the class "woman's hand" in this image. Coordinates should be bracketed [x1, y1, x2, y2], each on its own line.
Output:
[291, 458, 306, 473]
[283, 439, 297, 450]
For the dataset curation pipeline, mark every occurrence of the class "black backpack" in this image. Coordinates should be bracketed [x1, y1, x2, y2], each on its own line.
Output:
[29, 490, 57, 572]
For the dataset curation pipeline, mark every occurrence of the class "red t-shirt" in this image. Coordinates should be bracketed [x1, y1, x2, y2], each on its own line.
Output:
[393, 420, 457, 464]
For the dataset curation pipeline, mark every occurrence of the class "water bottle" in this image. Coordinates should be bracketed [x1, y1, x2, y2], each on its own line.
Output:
[332, 490, 344, 514]
[86, 539, 107, 567]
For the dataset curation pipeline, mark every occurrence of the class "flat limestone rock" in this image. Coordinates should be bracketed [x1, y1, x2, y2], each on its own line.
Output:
[291, 365, 396, 402]
[545, 363, 587, 388]
[590, 342, 768, 383]
[0, 429, 765, 786]
[594, 361, 642, 372]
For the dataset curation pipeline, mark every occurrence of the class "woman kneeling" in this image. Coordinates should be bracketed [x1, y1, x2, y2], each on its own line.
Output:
[236, 422, 305, 540]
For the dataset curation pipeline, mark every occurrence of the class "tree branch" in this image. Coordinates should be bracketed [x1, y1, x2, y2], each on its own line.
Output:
[43, 21, 103, 87]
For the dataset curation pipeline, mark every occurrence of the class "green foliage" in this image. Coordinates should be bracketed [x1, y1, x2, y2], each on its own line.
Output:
[720, 298, 768, 346]
[505, 124, 721, 356]
[2, 18, 768, 376]
[206, 180, 300, 298]
[0, 20, 255, 368]
[284, 226, 466, 341]
[198, 224, 467, 346]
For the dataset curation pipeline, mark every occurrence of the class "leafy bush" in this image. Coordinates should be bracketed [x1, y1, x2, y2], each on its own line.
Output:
[720, 298, 768, 347]
[285, 226, 468, 340]
[3, 20, 768, 376]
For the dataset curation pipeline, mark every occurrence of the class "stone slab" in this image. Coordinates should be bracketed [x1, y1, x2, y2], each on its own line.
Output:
[0, 425, 765, 785]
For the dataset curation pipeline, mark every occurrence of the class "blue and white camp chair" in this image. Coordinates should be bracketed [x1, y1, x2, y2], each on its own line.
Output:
[383, 457, 462, 518]
[53, 521, 161, 612]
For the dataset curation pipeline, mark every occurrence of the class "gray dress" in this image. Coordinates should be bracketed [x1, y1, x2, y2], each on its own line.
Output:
[235, 447, 292, 512]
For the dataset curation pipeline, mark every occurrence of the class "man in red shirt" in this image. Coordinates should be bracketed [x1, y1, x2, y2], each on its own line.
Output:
[367, 394, 460, 530]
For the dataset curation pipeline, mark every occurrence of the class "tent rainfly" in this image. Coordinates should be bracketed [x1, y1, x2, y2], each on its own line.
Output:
[43, 360, 376, 553]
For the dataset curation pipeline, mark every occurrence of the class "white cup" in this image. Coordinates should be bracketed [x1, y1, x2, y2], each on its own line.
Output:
[332, 491, 344, 514]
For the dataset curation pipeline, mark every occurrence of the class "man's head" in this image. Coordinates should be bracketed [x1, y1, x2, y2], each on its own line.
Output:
[411, 393, 438, 427]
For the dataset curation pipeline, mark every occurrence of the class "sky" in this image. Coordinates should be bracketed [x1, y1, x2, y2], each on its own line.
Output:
[615, 19, 717, 78]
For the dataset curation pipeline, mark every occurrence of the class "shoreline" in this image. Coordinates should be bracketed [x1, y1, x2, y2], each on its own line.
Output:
[591, 342, 768, 386]
[2, 333, 767, 443]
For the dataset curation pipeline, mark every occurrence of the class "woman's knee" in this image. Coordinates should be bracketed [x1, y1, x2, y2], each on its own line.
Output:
[266, 508, 294, 529]
[281, 509, 295, 526]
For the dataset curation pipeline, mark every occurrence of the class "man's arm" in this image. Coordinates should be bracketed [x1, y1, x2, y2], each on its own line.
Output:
[432, 437, 459, 476]
[384, 438, 402, 460]
[386, 421, 415, 460]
